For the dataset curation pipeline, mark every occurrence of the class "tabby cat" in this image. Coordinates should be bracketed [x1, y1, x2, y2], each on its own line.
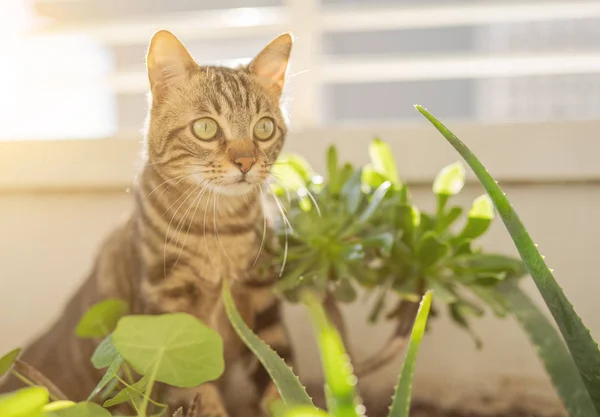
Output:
[0, 30, 294, 416]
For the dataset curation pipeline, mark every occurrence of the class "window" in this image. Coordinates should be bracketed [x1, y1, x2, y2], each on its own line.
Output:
[1, 0, 599, 192]
[2, 0, 600, 141]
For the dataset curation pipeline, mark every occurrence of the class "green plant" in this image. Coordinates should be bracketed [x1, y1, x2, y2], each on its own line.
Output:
[222, 282, 433, 417]
[0, 299, 225, 417]
[268, 139, 525, 374]
[415, 105, 600, 417]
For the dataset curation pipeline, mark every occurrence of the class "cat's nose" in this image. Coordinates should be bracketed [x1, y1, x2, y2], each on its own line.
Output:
[233, 156, 256, 173]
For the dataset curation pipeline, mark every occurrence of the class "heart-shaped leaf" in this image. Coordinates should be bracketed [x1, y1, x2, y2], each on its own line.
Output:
[112, 313, 224, 388]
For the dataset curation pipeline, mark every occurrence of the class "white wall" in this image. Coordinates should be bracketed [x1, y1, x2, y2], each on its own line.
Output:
[1, 182, 598, 414]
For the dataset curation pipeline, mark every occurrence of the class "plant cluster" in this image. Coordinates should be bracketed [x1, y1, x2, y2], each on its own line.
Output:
[1, 106, 599, 417]
[268, 139, 524, 353]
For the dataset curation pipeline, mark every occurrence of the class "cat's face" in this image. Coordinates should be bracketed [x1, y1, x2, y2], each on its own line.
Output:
[144, 30, 292, 196]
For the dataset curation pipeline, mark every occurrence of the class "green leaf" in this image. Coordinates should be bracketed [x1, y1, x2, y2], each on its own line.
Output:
[498, 281, 597, 417]
[91, 336, 119, 369]
[361, 165, 388, 190]
[305, 294, 362, 417]
[433, 162, 465, 196]
[471, 286, 510, 318]
[417, 104, 600, 415]
[435, 206, 463, 233]
[0, 348, 21, 378]
[458, 195, 495, 240]
[357, 181, 391, 224]
[45, 402, 111, 417]
[425, 280, 456, 303]
[88, 356, 123, 401]
[282, 406, 332, 417]
[103, 376, 148, 408]
[416, 232, 450, 268]
[448, 302, 483, 349]
[112, 313, 224, 388]
[75, 299, 129, 339]
[327, 146, 340, 194]
[341, 170, 363, 214]
[388, 291, 433, 417]
[222, 281, 314, 407]
[362, 232, 394, 257]
[41, 401, 76, 412]
[0, 387, 48, 417]
[273, 158, 309, 192]
[369, 138, 400, 184]
[453, 254, 527, 278]
[281, 154, 314, 183]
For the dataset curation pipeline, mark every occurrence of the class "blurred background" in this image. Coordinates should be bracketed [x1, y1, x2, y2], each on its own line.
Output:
[1, 0, 599, 415]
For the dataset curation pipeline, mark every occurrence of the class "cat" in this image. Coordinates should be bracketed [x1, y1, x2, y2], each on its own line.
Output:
[0, 30, 294, 416]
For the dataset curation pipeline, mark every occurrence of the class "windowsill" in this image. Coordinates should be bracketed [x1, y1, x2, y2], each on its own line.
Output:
[1, 120, 599, 194]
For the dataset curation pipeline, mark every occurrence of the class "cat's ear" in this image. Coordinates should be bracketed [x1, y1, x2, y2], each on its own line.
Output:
[146, 30, 197, 101]
[248, 33, 293, 95]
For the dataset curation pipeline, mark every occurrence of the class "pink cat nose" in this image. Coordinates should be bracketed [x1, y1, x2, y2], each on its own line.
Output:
[233, 156, 256, 173]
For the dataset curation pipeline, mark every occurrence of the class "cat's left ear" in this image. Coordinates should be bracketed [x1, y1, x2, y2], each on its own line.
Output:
[146, 30, 197, 102]
[249, 33, 293, 95]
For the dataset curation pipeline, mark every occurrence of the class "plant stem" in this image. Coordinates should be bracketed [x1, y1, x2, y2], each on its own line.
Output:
[138, 352, 162, 417]
[12, 360, 68, 401]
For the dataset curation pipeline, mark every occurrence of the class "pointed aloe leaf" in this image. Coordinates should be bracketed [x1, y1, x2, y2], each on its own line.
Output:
[369, 138, 400, 184]
[75, 299, 128, 339]
[498, 281, 597, 417]
[305, 294, 362, 417]
[282, 406, 332, 417]
[416, 104, 600, 415]
[388, 291, 433, 417]
[222, 281, 314, 408]
[0, 348, 21, 378]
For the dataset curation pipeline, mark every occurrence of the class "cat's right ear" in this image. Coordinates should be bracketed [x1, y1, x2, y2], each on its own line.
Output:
[146, 30, 197, 102]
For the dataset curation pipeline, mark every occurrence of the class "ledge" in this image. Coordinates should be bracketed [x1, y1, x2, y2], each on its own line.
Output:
[1, 120, 599, 194]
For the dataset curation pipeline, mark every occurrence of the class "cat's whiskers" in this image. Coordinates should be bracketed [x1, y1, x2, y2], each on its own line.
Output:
[163, 182, 202, 279]
[148, 171, 201, 196]
[253, 185, 269, 267]
[264, 186, 292, 276]
[269, 171, 322, 216]
[172, 181, 212, 273]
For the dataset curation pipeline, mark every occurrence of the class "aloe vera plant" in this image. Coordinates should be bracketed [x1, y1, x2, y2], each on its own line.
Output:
[416, 105, 600, 417]
[222, 281, 433, 417]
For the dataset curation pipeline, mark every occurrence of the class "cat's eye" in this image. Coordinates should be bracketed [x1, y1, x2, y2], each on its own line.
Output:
[191, 118, 219, 141]
[253, 117, 275, 141]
